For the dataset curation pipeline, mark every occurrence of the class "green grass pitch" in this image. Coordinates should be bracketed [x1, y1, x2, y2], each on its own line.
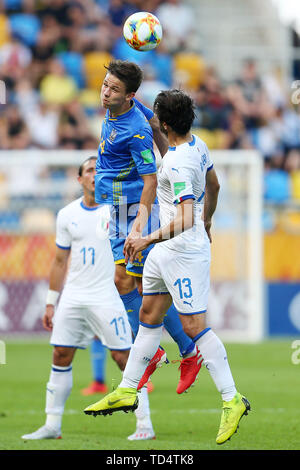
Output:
[0, 338, 299, 450]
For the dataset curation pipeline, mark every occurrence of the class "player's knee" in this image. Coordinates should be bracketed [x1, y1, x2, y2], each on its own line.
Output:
[53, 346, 74, 366]
[114, 270, 135, 295]
[110, 349, 129, 371]
[136, 280, 143, 297]
[181, 314, 206, 338]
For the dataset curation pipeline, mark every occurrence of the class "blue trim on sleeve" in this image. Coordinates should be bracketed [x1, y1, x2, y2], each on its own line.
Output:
[174, 194, 195, 205]
[56, 243, 71, 250]
[197, 191, 205, 202]
[207, 164, 214, 171]
[139, 321, 164, 328]
[168, 146, 176, 151]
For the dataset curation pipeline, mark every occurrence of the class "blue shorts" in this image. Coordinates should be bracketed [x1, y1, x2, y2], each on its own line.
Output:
[109, 202, 160, 277]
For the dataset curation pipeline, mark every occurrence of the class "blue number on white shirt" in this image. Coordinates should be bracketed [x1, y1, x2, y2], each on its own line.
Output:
[80, 247, 95, 265]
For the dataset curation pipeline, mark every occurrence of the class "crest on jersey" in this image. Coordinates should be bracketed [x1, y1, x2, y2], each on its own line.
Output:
[108, 129, 117, 143]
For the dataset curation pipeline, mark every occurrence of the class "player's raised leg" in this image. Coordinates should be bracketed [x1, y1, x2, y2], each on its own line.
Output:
[84, 293, 171, 416]
[134, 276, 199, 392]
[180, 314, 251, 444]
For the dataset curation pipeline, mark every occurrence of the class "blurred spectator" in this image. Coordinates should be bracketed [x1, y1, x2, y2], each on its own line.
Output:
[136, 64, 167, 107]
[39, 59, 78, 105]
[58, 99, 94, 148]
[0, 0, 299, 210]
[108, 0, 136, 28]
[155, 0, 195, 53]
[194, 67, 229, 131]
[15, 78, 59, 148]
[0, 104, 31, 149]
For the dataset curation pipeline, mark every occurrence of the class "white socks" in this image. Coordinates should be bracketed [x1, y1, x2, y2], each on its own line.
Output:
[120, 324, 163, 389]
[45, 364, 73, 431]
[135, 386, 153, 431]
[195, 329, 237, 402]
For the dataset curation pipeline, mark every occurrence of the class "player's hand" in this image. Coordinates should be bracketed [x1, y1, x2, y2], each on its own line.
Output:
[204, 220, 212, 243]
[124, 234, 149, 264]
[43, 305, 55, 331]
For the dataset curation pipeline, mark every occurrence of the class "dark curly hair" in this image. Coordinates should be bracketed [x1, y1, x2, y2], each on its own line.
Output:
[104, 60, 143, 93]
[154, 89, 196, 136]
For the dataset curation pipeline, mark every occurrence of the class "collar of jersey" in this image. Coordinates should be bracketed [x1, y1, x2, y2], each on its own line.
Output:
[168, 134, 195, 151]
[80, 200, 100, 211]
[107, 102, 135, 121]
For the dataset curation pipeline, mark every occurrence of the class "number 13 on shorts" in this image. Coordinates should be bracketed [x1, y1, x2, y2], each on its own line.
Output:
[174, 277, 193, 299]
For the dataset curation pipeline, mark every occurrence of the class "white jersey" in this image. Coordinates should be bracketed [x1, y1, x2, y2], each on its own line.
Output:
[157, 134, 213, 253]
[56, 197, 116, 305]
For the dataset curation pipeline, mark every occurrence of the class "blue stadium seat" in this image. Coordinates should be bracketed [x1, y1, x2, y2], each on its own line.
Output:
[0, 211, 20, 231]
[264, 169, 291, 204]
[56, 52, 85, 89]
[9, 13, 41, 47]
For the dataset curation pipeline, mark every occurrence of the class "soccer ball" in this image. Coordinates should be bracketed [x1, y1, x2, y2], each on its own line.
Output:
[123, 12, 162, 51]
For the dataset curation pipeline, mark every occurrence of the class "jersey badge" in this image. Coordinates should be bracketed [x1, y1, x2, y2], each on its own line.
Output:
[108, 129, 117, 143]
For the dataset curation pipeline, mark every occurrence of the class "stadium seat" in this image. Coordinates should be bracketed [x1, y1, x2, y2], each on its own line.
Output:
[83, 51, 113, 90]
[173, 52, 205, 91]
[0, 211, 20, 231]
[9, 13, 41, 47]
[264, 169, 291, 204]
[290, 170, 300, 202]
[56, 52, 85, 89]
[0, 14, 10, 47]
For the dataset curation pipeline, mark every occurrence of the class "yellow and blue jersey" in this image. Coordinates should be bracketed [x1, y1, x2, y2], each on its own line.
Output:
[95, 99, 157, 205]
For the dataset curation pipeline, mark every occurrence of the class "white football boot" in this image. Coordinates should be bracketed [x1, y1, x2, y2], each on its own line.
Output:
[127, 428, 156, 441]
[22, 425, 62, 440]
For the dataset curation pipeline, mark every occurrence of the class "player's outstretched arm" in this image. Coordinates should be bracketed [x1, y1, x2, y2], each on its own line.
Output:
[43, 246, 70, 331]
[125, 198, 194, 263]
[129, 173, 157, 236]
[203, 168, 220, 243]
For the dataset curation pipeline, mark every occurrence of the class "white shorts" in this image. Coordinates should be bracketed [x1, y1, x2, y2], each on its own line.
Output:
[50, 296, 132, 350]
[143, 240, 210, 315]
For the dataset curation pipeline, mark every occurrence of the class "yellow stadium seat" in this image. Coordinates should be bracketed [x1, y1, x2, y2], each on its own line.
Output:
[291, 170, 300, 202]
[173, 52, 205, 91]
[84, 51, 113, 90]
[0, 14, 10, 47]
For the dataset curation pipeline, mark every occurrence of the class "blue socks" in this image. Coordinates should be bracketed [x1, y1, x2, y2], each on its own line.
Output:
[121, 288, 194, 356]
[163, 303, 195, 356]
[120, 288, 142, 338]
[91, 337, 107, 383]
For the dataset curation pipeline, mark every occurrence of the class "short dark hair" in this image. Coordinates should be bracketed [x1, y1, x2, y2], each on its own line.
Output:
[104, 59, 143, 93]
[78, 156, 97, 176]
[154, 89, 196, 136]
